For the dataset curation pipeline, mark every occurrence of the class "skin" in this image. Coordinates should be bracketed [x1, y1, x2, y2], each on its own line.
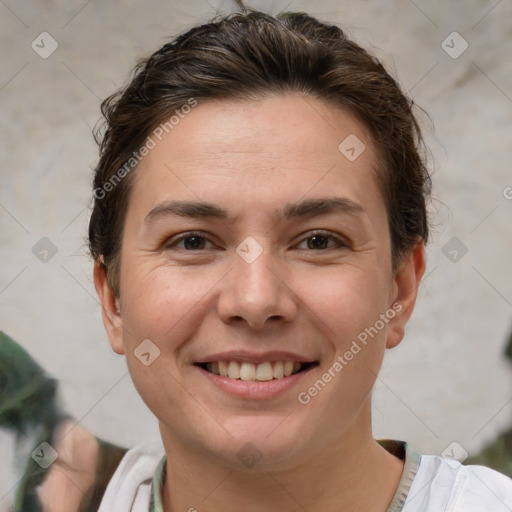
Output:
[95, 93, 425, 511]
[36, 420, 99, 512]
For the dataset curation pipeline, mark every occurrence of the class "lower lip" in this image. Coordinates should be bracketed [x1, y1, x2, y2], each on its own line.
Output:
[196, 365, 313, 399]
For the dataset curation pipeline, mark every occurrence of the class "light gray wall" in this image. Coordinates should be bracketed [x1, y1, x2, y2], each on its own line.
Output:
[1, 0, 511, 483]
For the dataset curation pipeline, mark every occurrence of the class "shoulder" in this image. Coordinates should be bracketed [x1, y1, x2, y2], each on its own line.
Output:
[404, 451, 512, 512]
[99, 442, 165, 512]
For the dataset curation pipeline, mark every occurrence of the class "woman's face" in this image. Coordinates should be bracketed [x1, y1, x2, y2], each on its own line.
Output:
[96, 93, 422, 469]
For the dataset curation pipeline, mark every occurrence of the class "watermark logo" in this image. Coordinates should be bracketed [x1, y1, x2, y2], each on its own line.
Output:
[298, 302, 402, 405]
[31, 442, 58, 469]
[441, 32, 468, 59]
[236, 236, 263, 264]
[134, 338, 161, 366]
[338, 134, 366, 162]
[93, 98, 198, 200]
[32, 237, 58, 263]
[237, 442, 262, 468]
[442, 236, 468, 263]
[31, 32, 58, 59]
[442, 441, 468, 468]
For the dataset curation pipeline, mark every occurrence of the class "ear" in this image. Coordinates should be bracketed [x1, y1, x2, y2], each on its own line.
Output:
[93, 260, 125, 355]
[386, 241, 426, 349]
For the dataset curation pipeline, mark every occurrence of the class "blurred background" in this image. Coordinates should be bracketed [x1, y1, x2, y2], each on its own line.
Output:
[1, 0, 512, 503]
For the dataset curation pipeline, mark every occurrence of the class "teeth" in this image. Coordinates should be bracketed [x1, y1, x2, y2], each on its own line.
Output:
[205, 360, 309, 380]
[273, 361, 284, 379]
[218, 361, 228, 377]
[240, 362, 256, 381]
[255, 362, 273, 381]
[227, 361, 240, 379]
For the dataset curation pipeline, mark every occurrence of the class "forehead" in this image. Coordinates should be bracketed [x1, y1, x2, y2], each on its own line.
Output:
[129, 93, 385, 224]
[149, 94, 373, 168]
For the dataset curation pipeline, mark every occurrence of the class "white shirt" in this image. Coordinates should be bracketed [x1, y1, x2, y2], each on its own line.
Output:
[98, 440, 512, 512]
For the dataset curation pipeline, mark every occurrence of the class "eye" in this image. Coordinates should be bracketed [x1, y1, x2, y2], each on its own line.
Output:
[164, 231, 214, 251]
[162, 230, 348, 252]
[296, 231, 348, 251]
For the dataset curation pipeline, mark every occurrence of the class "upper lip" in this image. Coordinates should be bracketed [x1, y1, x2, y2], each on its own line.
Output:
[195, 350, 317, 365]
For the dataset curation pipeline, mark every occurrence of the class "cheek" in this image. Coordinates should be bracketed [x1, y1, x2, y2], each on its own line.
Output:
[301, 266, 391, 397]
[304, 264, 391, 342]
[120, 264, 212, 342]
[118, 265, 204, 422]
[118, 263, 224, 413]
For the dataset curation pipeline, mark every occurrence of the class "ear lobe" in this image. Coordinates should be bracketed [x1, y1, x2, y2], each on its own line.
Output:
[386, 242, 426, 349]
[93, 260, 125, 355]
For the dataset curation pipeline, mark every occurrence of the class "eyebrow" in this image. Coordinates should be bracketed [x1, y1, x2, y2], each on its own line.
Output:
[144, 197, 365, 225]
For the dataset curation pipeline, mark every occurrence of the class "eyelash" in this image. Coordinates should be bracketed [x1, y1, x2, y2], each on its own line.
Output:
[163, 230, 349, 252]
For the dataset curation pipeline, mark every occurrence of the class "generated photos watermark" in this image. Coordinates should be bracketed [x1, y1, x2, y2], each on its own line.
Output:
[298, 302, 402, 405]
[93, 98, 198, 200]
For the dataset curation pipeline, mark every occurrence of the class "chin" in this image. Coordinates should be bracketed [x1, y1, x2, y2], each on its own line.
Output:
[205, 415, 316, 471]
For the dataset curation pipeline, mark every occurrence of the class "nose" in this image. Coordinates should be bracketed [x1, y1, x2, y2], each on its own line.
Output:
[216, 239, 298, 330]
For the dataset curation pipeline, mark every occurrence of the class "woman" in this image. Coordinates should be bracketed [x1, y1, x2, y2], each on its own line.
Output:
[38, 4, 512, 512]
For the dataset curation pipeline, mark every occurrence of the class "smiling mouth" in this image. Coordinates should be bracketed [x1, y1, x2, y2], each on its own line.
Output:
[197, 361, 318, 381]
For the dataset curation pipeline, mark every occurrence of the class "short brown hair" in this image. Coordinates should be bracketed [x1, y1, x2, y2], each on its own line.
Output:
[88, 8, 431, 296]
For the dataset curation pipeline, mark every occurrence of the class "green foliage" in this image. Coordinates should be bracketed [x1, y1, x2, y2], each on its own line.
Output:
[0, 330, 66, 511]
[466, 429, 512, 478]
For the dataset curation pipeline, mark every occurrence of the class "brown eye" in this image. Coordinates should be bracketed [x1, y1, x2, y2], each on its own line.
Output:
[297, 231, 348, 251]
[164, 232, 214, 251]
[181, 236, 206, 250]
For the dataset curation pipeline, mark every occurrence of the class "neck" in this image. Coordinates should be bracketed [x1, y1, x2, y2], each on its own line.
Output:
[159, 407, 404, 512]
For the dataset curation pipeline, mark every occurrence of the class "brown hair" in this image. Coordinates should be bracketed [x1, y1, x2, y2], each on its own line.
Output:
[89, 8, 431, 297]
